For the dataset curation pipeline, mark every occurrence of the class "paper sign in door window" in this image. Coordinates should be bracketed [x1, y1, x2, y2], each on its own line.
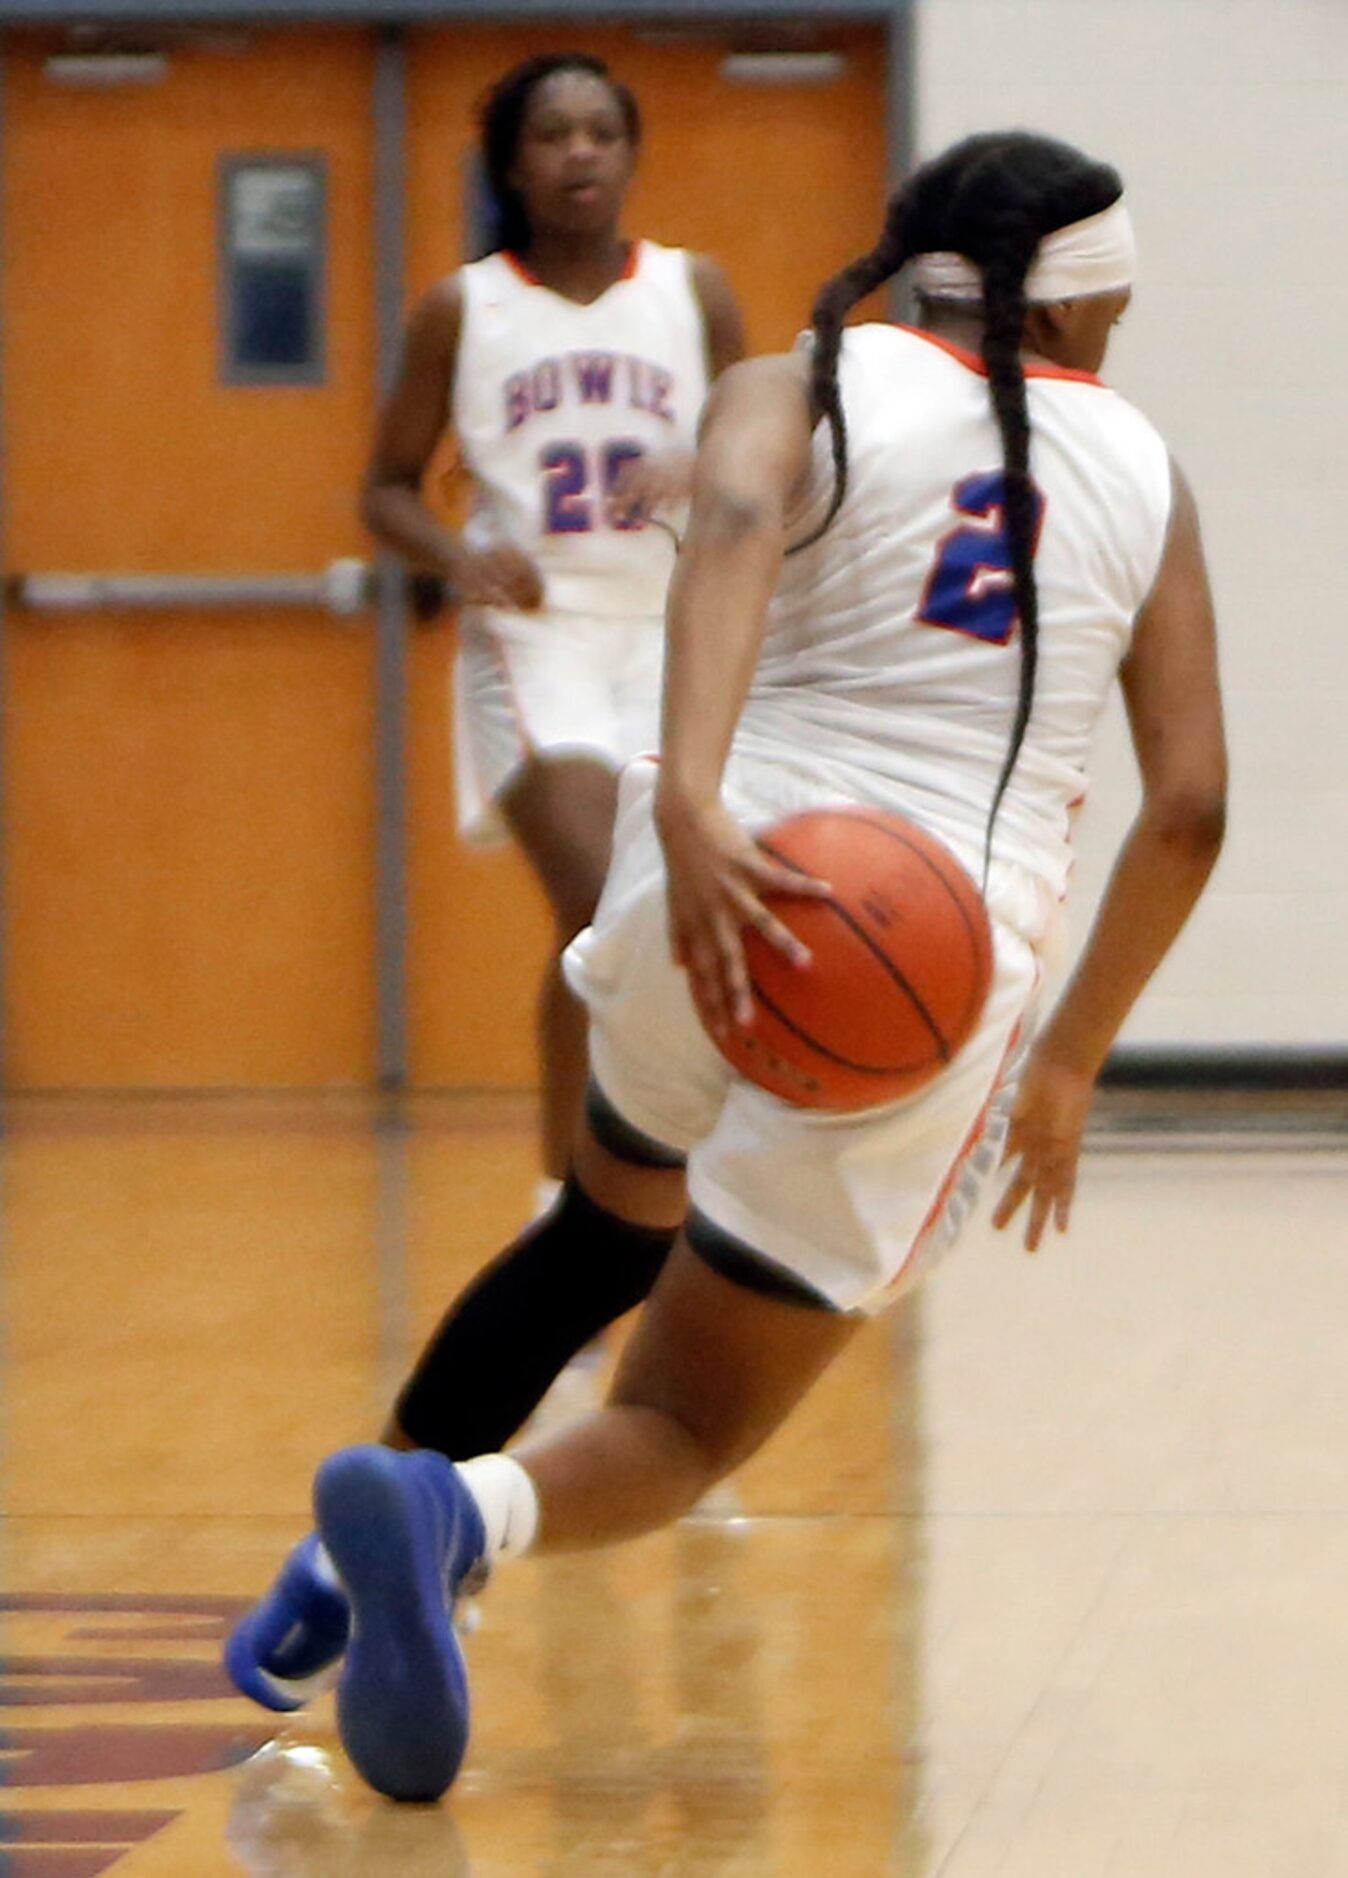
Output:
[221, 157, 326, 384]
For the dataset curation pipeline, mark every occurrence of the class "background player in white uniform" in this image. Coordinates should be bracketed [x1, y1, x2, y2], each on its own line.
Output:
[232, 131, 1226, 1802]
[361, 53, 744, 1184]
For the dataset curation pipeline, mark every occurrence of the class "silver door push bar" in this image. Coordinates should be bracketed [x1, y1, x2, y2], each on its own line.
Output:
[4, 561, 453, 621]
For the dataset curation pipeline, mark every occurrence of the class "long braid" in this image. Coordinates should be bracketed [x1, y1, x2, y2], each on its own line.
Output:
[973, 212, 1042, 882]
[796, 131, 1123, 878]
[788, 196, 919, 555]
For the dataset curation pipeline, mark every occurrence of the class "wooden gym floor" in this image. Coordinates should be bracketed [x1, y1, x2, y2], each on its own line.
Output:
[2, 1091, 1346, 1876]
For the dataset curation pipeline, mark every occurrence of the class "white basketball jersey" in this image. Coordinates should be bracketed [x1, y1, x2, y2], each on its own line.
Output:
[733, 323, 1173, 898]
[452, 241, 709, 619]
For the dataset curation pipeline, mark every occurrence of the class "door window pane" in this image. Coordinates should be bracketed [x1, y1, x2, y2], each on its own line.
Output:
[220, 157, 325, 384]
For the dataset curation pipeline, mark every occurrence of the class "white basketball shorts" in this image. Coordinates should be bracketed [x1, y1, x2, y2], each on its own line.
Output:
[453, 607, 665, 843]
[563, 758, 1047, 1315]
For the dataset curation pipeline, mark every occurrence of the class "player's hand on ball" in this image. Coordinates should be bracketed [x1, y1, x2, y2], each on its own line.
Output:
[449, 543, 544, 611]
[992, 1046, 1097, 1251]
[655, 791, 828, 1037]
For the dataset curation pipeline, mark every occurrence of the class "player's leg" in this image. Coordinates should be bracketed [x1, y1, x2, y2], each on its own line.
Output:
[308, 1119, 698, 1802]
[511, 1226, 861, 1545]
[227, 762, 708, 1719]
[388, 1086, 687, 1453]
[500, 752, 619, 1181]
[450, 617, 627, 1190]
[224, 1091, 688, 1714]
[315, 1181, 859, 1801]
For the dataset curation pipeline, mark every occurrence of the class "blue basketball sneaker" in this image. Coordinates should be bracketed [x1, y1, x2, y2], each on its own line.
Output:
[224, 1533, 351, 1713]
[313, 1444, 486, 1804]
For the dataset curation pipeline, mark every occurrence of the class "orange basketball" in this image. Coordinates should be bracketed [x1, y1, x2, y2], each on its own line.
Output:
[698, 806, 994, 1112]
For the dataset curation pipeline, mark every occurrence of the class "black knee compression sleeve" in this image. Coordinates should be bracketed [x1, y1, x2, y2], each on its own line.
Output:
[393, 1177, 675, 1459]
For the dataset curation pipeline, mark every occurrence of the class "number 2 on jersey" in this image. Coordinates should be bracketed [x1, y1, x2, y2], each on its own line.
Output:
[541, 440, 646, 535]
[917, 470, 1047, 644]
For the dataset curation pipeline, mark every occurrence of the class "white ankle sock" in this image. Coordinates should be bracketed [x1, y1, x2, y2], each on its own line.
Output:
[532, 1176, 563, 1221]
[458, 1454, 540, 1563]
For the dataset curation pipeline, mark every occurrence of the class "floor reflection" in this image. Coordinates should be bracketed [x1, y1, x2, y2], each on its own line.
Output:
[228, 1741, 473, 1876]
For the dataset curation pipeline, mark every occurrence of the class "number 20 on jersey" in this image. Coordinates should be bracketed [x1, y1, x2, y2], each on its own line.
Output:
[542, 440, 645, 534]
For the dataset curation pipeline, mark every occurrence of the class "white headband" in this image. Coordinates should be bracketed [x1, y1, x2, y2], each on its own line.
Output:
[912, 198, 1136, 305]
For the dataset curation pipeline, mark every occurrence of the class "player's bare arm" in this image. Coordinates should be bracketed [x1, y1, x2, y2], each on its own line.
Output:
[360, 278, 543, 611]
[607, 253, 746, 526]
[995, 458, 1227, 1250]
[655, 352, 828, 1033]
[690, 252, 747, 381]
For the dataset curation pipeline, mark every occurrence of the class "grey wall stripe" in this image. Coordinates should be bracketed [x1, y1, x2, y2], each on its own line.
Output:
[886, 0, 917, 323]
[0, 45, 8, 1089]
[887, 0, 917, 180]
[372, 27, 409, 1089]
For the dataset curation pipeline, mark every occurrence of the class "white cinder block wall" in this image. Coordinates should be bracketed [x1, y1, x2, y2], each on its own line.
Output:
[917, 0, 1348, 1049]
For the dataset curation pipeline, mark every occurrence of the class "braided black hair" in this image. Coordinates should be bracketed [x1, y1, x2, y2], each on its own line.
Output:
[477, 54, 641, 257]
[799, 132, 1123, 876]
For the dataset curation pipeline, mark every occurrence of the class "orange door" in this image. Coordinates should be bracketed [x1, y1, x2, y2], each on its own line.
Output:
[404, 25, 890, 1087]
[3, 30, 378, 1087]
[3, 24, 889, 1094]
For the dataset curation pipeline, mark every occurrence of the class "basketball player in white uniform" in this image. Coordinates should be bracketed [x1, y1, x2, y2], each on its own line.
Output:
[361, 54, 743, 1185]
[232, 132, 1226, 1804]
[451, 239, 712, 843]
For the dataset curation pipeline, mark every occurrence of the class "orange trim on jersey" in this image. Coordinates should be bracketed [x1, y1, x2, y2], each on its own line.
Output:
[503, 251, 541, 286]
[502, 240, 641, 291]
[897, 323, 1106, 387]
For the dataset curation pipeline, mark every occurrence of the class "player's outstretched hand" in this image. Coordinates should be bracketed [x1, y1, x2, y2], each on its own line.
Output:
[449, 544, 544, 612]
[992, 1045, 1097, 1252]
[655, 792, 830, 1039]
